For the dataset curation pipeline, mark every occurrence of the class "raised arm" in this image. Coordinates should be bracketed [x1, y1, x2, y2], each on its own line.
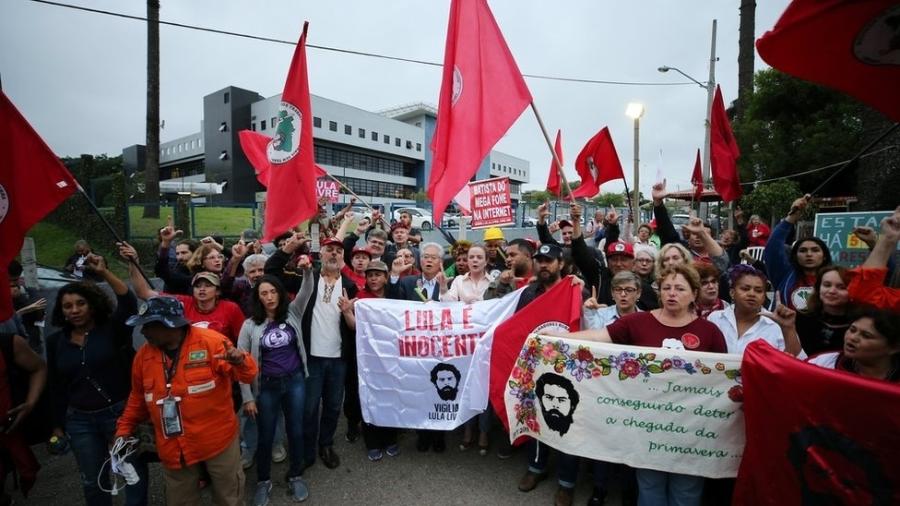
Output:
[119, 242, 159, 300]
[651, 180, 681, 246]
[288, 255, 315, 321]
[536, 202, 560, 246]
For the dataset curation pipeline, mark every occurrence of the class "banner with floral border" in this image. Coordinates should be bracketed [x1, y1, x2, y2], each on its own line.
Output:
[505, 334, 745, 479]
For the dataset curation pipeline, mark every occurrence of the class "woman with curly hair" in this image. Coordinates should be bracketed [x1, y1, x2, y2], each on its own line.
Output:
[46, 254, 148, 506]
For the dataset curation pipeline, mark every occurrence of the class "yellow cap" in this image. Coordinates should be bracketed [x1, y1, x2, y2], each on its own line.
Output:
[483, 227, 505, 242]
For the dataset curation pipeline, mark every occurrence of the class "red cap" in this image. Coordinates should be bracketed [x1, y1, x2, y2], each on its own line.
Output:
[648, 219, 657, 230]
[390, 222, 410, 232]
[558, 220, 573, 229]
[351, 247, 372, 258]
[320, 237, 344, 249]
[605, 240, 634, 258]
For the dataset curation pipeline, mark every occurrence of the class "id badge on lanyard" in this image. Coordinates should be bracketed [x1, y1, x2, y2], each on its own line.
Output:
[156, 394, 183, 438]
[158, 348, 184, 438]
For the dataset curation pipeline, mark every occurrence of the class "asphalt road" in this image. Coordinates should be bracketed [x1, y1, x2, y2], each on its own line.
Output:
[20, 425, 626, 505]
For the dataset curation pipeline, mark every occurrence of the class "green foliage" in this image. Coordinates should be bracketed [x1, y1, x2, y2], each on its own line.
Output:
[522, 190, 554, 204]
[732, 69, 863, 191]
[739, 180, 802, 223]
[593, 192, 626, 208]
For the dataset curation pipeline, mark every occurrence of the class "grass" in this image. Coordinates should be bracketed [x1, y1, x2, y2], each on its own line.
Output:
[25, 221, 129, 277]
[127, 205, 257, 238]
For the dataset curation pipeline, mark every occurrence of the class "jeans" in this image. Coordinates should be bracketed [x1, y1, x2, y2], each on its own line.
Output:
[256, 370, 306, 481]
[636, 469, 704, 506]
[66, 401, 149, 506]
[240, 408, 285, 456]
[527, 440, 580, 488]
[303, 356, 346, 463]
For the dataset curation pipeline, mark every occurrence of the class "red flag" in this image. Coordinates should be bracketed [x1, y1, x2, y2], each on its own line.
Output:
[710, 86, 742, 202]
[546, 130, 563, 196]
[691, 148, 703, 201]
[757, 0, 900, 122]
[428, 0, 532, 227]
[734, 341, 900, 505]
[0, 91, 78, 320]
[237, 22, 319, 241]
[489, 280, 582, 440]
[571, 127, 624, 199]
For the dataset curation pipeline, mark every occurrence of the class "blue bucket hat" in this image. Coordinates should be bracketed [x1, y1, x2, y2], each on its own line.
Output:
[126, 296, 190, 328]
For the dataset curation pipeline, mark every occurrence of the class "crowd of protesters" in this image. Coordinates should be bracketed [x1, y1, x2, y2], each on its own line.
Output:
[2, 190, 898, 506]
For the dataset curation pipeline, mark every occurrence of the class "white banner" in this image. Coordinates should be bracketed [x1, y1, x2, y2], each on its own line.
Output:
[355, 289, 522, 430]
[505, 335, 745, 479]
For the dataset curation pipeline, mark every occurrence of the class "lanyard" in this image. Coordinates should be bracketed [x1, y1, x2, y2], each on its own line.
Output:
[162, 344, 183, 390]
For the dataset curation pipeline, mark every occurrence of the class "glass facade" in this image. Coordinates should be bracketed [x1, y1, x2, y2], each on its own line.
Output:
[313, 144, 416, 178]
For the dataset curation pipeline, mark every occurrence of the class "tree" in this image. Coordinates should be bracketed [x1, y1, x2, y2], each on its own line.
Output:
[142, 0, 161, 218]
[732, 69, 863, 194]
[736, 0, 756, 117]
[592, 192, 625, 209]
[739, 180, 802, 224]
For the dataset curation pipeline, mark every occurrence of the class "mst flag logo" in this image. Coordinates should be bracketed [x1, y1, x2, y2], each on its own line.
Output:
[854, 5, 900, 65]
[451, 66, 463, 105]
[267, 102, 302, 164]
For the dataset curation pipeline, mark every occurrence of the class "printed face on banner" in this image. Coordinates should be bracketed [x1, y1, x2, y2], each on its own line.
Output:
[431, 362, 461, 401]
[537, 373, 580, 436]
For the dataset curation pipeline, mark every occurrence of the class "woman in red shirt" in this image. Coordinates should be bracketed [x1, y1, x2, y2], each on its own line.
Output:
[121, 243, 245, 345]
[566, 263, 726, 506]
[746, 215, 770, 247]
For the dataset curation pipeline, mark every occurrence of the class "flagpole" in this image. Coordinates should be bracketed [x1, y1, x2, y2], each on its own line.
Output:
[529, 102, 575, 201]
[76, 186, 153, 286]
[621, 176, 636, 224]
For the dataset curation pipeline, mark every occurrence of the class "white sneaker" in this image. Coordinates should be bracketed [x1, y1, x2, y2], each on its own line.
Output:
[272, 444, 287, 463]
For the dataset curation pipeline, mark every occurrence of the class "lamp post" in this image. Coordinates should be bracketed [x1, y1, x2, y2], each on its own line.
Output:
[658, 19, 718, 221]
[625, 102, 644, 228]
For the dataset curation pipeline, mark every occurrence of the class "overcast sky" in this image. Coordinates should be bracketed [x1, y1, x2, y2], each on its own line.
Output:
[1, 0, 791, 195]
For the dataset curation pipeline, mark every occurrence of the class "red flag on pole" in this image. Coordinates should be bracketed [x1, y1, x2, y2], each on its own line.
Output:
[239, 130, 326, 188]
[546, 129, 563, 196]
[710, 86, 742, 202]
[757, 0, 900, 122]
[428, 0, 532, 227]
[691, 148, 703, 201]
[489, 280, 582, 440]
[0, 91, 78, 320]
[571, 127, 624, 199]
[734, 341, 900, 505]
[237, 22, 319, 241]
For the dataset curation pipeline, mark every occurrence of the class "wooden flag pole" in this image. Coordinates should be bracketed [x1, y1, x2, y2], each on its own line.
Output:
[530, 101, 575, 201]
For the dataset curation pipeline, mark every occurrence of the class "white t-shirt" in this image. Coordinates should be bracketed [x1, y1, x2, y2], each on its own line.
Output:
[707, 306, 786, 355]
[309, 278, 342, 358]
[807, 352, 839, 370]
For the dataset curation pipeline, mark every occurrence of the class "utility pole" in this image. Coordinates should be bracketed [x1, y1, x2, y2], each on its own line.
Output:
[701, 19, 717, 223]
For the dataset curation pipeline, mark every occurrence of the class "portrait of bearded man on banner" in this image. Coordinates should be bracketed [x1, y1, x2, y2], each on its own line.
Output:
[536, 372, 580, 436]
[430, 363, 461, 401]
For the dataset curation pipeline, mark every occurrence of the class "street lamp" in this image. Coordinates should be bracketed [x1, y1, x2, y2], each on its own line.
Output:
[659, 19, 718, 222]
[625, 102, 644, 228]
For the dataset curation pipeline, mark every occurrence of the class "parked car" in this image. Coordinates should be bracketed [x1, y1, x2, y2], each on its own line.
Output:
[522, 216, 537, 227]
[442, 212, 463, 228]
[671, 214, 691, 228]
[392, 207, 434, 230]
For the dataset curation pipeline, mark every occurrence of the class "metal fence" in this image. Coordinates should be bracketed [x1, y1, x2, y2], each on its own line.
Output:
[125, 202, 259, 240]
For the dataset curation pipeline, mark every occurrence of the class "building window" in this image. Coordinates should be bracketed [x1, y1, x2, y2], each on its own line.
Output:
[406, 140, 412, 149]
[415, 121, 422, 127]
[344, 124, 352, 135]
[395, 138, 401, 147]
[329, 121, 337, 132]
[198, 138, 202, 147]
[384, 135, 390, 144]
[371, 131, 378, 141]
[251, 123, 256, 131]
[218, 121, 228, 132]
[223, 92, 230, 104]
[358, 128, 366, 138]
[416, 143, 422, 152]
[261, 120, 267, 131]
[271, 117, 276, 127]
[313, 117, 322, 128]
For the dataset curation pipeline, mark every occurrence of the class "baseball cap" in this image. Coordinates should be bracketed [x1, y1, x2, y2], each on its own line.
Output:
[605, 240, 635, 258]
[390, 222, 410, 232]
[365, 260, 389, 274]
[320, 237, 344, 249]
[192, 271, 221, 287]
[533, 243, 564, 261]
[558, 220, 573, 229]
[126, 296, 190, 328]
[241, 228, 259, 241]
[351, 247, 372, 258]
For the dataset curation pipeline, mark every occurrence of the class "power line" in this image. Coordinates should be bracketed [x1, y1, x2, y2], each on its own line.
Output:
[29, 0, 697, 88]
[740, 144, 898, 186]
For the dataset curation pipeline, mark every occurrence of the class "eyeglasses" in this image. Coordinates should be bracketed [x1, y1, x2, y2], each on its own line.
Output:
[205, 254, 224, 261]
[612, 287, 638, 294]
